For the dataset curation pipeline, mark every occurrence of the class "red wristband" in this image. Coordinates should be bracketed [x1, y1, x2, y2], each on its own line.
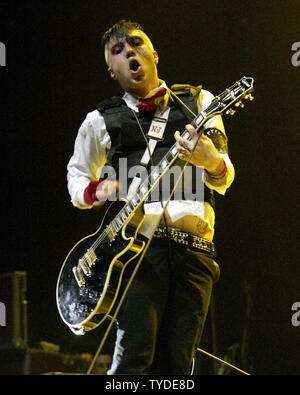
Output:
[204, 159, 227, 179]
[83, 179, 104, 205]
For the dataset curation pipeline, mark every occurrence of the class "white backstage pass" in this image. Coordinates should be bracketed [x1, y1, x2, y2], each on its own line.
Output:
[127, 106, 171, 200]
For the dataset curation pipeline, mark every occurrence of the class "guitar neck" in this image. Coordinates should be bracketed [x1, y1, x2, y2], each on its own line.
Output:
[103, 76, 254, 240]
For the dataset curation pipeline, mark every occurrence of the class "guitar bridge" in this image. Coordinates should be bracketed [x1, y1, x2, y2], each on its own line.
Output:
[72, 266, 86, 288]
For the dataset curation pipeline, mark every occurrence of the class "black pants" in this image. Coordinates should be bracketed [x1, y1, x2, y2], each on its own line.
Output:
[107, 238, 220, 375]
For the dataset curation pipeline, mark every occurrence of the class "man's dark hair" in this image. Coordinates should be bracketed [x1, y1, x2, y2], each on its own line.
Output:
[101, 20, 144, 47]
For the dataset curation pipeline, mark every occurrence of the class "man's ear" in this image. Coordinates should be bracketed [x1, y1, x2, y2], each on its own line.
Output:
[153, 51, 159, 64]
[108, 67, 117, 79]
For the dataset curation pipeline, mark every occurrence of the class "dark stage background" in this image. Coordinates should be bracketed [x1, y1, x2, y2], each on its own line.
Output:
[1, 0, 299, 375]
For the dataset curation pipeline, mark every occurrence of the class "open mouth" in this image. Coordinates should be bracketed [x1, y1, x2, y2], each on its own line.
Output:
[129, 59, 141, 73]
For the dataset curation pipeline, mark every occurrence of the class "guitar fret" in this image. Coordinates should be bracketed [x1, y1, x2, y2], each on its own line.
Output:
[116, 216, 123, 227]
[113, 217, 122, 231]
[171, 146, 178, 157]
[138, 191, 145, 201]
[112, 220, 118, 232]
[140, 184, 147, 195]
[194, 113, 205, 127]
[131, 197, 138, 207]
[161, 159, 168, 170]
[166, 152, 174, 162]
[152, 168, 160, 181]
[182, 131, 190, 140]
[121, 211, 127, 221]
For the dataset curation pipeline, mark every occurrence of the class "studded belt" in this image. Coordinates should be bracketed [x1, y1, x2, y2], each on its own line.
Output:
[153, 226, 216, 257]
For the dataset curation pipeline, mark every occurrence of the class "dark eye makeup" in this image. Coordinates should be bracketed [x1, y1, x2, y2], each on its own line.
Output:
[111, 35, 144, 55]
[126, 36, 143, 47]
[111, 42, 124, 55]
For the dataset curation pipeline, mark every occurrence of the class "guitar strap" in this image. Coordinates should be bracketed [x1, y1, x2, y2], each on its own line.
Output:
[141, 106, 171, 165]
[127, 105, 171, 200]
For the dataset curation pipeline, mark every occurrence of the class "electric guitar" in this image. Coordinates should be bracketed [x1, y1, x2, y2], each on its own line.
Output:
[56, 77, 254, 335]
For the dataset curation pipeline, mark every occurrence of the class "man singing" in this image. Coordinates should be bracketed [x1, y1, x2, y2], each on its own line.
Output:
[67, 20, 234, 374]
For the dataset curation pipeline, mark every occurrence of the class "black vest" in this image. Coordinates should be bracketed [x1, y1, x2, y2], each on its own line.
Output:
[96, 90, 216, 206]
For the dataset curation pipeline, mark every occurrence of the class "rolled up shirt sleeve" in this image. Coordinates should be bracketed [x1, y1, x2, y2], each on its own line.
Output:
[67, 110, 110, 209]
[203, 153, 235, 195]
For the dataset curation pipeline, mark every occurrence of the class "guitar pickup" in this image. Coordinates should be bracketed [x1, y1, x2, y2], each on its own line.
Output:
[78, 258, 92, 277]
[84, 248, 98, 267]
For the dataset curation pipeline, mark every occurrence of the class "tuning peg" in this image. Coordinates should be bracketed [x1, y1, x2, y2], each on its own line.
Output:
[245, 93, 254, 101]
[235, 101, 245, 108]
[226, 108, 236, 115]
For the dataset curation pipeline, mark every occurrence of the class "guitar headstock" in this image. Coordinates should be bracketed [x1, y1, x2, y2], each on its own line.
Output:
[206, 76, 255, 118]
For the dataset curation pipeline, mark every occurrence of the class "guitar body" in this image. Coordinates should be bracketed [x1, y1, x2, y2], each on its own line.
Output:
[56, 201, 145, 334]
